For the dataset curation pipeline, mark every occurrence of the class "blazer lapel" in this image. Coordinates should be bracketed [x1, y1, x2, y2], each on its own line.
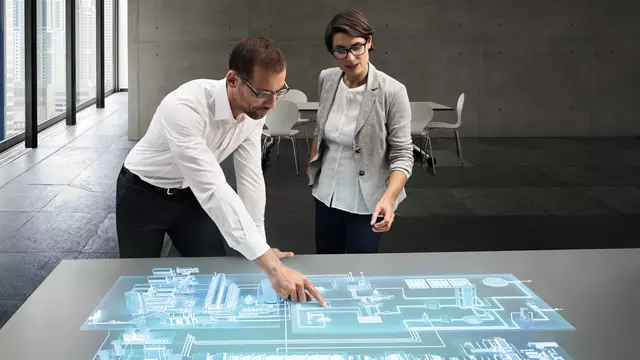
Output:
[355, 90, 375, 136]
[319, 62, 380, 137]
[317, 73, 341, 137]
[355, 62, 380, 135]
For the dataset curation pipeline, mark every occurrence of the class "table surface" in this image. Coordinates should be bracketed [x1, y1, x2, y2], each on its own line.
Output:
[294, 101, 319, 111]
[425, 101, 453, 111]
[294, 101, 453, 111]
[0, 249, 637, 360]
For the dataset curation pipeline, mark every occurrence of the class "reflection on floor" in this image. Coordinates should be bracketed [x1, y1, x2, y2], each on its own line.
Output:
[0, 92, 639, 328]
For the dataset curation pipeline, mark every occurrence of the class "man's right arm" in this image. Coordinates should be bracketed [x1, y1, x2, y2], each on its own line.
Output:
[160, 100, 325, 307]
[160, 100, 272, 261]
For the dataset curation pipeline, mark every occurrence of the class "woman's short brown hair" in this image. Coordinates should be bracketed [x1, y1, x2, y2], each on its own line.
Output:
[324, 10, 375, 53]
[229, 36, 286, 81]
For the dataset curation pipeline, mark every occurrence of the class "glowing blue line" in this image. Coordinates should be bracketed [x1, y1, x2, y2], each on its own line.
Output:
[84, 271, 574, 359]
[284, 302, 288, 354]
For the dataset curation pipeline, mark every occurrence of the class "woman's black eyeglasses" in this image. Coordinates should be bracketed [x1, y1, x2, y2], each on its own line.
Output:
[330, 42, 367, 60]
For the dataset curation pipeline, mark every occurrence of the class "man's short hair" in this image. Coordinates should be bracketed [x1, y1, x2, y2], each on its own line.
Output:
[229, 36, 286, 81]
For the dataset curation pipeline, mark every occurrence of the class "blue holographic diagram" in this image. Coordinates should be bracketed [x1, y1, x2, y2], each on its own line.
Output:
[81, 268, 575, 359]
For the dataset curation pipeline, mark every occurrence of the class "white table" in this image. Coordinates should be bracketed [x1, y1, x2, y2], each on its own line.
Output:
[0, 249, 638, 359]
[291, 101, 450, 164]
[293, 101, 453, 112]
[294, 101, 319, 111]
[425, 101, 453, 111]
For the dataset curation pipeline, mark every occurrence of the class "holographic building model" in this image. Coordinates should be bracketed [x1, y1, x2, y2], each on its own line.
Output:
[81, 268, 575, 359]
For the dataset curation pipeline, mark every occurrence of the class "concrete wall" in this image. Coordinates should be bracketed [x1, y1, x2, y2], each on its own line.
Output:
[128, 0, 640, 140]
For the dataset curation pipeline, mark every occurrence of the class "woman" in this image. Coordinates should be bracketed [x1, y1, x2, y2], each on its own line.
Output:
[307, 10, 414, 254]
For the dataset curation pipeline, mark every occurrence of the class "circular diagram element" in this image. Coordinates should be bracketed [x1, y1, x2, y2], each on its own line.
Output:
[463, 315, 483, 324]
[482, 277, 509, 287]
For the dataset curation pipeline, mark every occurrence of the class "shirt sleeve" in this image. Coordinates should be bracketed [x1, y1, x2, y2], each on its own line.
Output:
[160, 100, 270, 260]
[232, 120, 267, 244]
[387, 84, 414, 180]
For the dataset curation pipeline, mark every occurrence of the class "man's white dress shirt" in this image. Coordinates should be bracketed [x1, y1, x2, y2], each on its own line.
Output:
[124, 79, 269, 260]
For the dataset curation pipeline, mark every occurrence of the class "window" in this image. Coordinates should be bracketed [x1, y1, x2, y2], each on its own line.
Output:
[105, 0, 113, 91]
[2, 0, 26, 141]
[118, 0, 127, 88]
[76, 0, 96, 105]
[2, 0, 118, 147]
[37, 0, 66, 123]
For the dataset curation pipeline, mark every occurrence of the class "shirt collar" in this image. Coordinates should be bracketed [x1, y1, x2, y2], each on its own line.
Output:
[214, 79, 244, 123]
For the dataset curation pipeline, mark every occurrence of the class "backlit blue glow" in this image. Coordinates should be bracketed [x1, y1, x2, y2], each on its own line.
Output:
[81, 268, 574, 359]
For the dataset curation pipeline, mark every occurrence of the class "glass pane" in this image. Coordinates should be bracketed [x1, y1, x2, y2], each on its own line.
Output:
[117, 0, 126, 88]
[3, 0, 26, 140]
[37, 0, 66, 124]
[76, 0, 95, 105]
[105, 0, 113, 91]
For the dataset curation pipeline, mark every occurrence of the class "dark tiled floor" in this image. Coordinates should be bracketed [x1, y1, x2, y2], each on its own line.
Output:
[0, 92, 639, 329]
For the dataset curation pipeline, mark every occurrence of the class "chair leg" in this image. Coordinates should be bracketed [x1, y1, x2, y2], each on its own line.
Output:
[426, 133, 436, 175]
[289, 136, 299, 176]
[303, 126, 310, 154]
[277, 137, 281, 157]
[454, 129, 464, 165]
[420, 135, 427, 167]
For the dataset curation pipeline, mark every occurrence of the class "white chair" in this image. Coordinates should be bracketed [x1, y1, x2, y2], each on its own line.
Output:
[427, 93, 465, 165]
[410, 102, 435, 171]
[262, 99, 301, 175]
[280, 89, 310, 153]
[281, 89, 307, 102]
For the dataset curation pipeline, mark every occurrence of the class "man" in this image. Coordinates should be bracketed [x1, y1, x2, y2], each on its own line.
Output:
[116, 36, 325, 306]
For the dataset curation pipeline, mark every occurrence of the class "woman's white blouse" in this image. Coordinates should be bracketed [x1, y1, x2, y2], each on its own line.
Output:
[312, 79, 370, 215]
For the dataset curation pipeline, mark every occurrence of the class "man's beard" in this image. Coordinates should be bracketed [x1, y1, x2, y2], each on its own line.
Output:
[243, 106, 268, 120]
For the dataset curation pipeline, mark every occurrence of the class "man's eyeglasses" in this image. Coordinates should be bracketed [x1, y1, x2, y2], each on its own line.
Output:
[237, 74, 289, 100]
[330, 42, 367, 60]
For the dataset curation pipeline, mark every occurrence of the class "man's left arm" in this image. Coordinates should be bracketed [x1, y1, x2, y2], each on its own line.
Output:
[233, 122, 268, 242]
[372, 85, 414, 232]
